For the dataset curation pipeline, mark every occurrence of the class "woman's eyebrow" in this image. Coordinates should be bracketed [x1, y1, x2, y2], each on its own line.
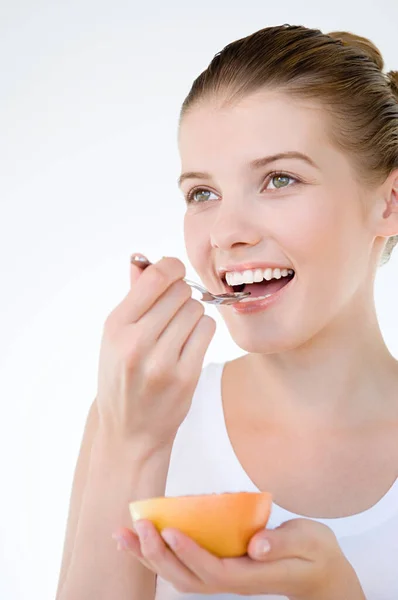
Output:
[177, 151, 320, 188]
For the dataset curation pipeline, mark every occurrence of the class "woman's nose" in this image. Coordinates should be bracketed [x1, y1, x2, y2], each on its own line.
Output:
[209, 203, 262, 250]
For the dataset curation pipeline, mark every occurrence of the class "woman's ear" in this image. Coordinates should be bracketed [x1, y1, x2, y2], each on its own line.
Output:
[374, 170, 398, 236]
[382, 184, 398, 220]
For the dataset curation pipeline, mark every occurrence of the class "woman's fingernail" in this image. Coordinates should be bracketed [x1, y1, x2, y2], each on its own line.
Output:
[134, 521, 149, 541]
[161, 530, 178, 549]
[255, 539, 271, 555]
[130, 253, 149, 265]
[112, 534, 130, 551]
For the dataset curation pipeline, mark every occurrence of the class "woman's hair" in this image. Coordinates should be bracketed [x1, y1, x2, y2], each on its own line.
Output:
[178, 24, 398, 266]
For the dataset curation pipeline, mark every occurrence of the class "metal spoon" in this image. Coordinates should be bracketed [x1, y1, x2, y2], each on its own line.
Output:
[130, 255, 251, 305]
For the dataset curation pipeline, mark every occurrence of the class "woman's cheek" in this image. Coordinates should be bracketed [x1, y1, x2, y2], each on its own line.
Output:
[183, 216, 209, 271]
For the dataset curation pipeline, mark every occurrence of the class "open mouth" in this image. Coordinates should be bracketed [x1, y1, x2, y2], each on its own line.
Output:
[221, 271, 295, 297]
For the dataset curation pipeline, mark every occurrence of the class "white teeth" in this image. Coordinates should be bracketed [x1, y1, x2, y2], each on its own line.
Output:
[242, 269, 254, 284]
[253, 268, 263, 282]
[264, 268, 273, 281]
[225, 267, 294, 287]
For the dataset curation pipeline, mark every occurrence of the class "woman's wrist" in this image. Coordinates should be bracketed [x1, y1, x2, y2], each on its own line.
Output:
[291, 556, 366, 600]
[90, 427, 174, 500]
[94, 424, 174, 464]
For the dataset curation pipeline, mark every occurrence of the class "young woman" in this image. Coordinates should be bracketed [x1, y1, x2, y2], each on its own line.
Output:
[56, 24, 398, 600]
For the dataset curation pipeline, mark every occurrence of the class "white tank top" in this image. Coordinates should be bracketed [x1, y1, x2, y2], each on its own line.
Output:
[155, 362, 398, 600]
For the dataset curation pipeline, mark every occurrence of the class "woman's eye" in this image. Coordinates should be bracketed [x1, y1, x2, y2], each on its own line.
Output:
[184, 171, 299, 204]
[266, 172, 298, 190]
[185, 188, 218, 204]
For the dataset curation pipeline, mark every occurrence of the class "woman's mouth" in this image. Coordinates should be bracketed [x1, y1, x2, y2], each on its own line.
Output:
[221, 270, 295, 299]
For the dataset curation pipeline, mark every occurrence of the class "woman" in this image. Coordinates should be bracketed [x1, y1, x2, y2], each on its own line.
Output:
[56, 24, 398, 600]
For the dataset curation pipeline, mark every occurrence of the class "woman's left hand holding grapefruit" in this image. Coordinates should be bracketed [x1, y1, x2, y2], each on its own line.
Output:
[113, 517, 366, 599]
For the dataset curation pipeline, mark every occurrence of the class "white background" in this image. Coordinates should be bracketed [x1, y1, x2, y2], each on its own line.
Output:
[1, 1, 398, 598]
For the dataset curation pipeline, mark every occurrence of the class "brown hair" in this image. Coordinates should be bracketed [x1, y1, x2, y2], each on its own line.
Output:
[178, 24, 398, 266]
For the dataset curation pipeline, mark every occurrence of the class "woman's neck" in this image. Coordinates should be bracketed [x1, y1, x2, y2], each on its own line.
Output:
[242, 301, 398, 431]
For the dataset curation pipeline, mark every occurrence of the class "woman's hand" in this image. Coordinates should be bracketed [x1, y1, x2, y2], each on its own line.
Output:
[112, 517, 366, 599]
[96, 254, 216, 453]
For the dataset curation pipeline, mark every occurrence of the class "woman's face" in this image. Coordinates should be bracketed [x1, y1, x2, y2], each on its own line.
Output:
[179, 90, 377, 353]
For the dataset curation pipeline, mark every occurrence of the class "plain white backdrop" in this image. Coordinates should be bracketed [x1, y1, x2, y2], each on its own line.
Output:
[1, 1, 398, 598]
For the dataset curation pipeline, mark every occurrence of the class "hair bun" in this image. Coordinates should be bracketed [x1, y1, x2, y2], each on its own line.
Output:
[386, 70, 398, 94]
[328, 31, 398, 97]
[327, 30, 384, 71]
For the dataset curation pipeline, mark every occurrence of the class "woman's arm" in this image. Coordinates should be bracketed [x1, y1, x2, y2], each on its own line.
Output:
[55, 399, 99, 597]
[56, 425, 173, 600]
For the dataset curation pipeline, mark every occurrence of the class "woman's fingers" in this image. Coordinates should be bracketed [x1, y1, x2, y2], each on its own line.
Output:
[133, 279, 192, 343]
[154, 297, 205, 360]
[134, 521, 203, 593]
[110, 257, 187, 327]
[178, 314, 216, 368]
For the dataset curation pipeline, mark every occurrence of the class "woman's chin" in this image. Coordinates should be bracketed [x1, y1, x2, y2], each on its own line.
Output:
[226, 327, 301, 355]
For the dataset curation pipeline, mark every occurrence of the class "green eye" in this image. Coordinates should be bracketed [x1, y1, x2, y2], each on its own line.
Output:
[270, 174, 291, 188]
[185, 188, 216, 204]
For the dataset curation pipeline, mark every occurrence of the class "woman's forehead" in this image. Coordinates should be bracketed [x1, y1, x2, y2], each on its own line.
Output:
[180, 91, 325, 133]
[178, 93, 330, 162]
